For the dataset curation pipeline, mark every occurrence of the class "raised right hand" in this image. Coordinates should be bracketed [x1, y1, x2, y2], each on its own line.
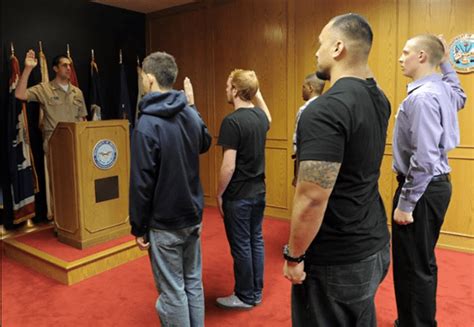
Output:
[437, 34, 449, 63]
[24, 49, 38, 69]
[183, 77, 195, 106]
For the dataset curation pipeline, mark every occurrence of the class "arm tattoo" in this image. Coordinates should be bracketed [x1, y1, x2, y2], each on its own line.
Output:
[298, 161, 341, 189]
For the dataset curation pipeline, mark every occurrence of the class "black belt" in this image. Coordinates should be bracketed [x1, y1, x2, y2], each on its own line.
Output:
[396, 173, 450, 183]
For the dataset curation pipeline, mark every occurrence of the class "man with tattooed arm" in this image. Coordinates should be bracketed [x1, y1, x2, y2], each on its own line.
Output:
[283, 13, 391, 326]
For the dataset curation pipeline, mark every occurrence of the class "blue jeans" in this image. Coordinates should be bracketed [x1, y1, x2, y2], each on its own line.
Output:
[222, 193, 265, 305]
[148, 224, 204, 327]
[292, 243, 390, 327]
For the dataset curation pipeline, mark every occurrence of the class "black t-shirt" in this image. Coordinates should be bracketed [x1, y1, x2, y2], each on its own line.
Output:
[298, 77, 391, 265]
[217, 107, 269, 199]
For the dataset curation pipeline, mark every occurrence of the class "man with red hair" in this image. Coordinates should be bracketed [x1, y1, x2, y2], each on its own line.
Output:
[216, 69, 271, 309]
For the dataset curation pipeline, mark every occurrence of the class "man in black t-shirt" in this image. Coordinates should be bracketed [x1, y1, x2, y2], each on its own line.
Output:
[216, 69, 271, 309]
[283, 14, 391, 326]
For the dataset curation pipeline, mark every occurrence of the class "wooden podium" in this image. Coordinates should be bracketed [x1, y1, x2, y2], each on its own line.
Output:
[48, 120, 131, 249]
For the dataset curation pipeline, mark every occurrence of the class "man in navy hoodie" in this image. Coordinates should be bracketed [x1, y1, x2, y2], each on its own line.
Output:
[129, 51, 211, 327]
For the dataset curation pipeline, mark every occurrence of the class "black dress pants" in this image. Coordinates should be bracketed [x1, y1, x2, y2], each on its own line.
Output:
[392, 177, 452, 327]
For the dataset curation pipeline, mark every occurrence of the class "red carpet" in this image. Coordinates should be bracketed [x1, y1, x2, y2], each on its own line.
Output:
[2, 207, 473, 326]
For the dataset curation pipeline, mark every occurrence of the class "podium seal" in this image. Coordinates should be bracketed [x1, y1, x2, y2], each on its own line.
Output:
[93, 139, 118, 169]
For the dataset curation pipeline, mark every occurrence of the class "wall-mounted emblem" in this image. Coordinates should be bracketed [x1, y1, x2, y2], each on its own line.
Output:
[93, 139, 117, 170]
[449, 34, 473, 73]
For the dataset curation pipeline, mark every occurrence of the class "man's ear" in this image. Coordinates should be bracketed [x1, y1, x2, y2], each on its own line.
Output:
[332, 40, 344, 59]
[146, 73, 158, 87]
[53, 66, 59, 73]
[418, 50, 428, 63]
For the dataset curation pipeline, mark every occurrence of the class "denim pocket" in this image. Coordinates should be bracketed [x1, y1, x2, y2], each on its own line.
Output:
[151, 229, 181, 248]
[323, 254, 377, 304]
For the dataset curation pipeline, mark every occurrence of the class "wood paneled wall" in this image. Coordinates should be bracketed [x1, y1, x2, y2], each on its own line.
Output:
[147, 0, 474, 252]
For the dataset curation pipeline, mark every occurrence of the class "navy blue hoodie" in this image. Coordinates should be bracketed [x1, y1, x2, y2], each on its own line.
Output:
[129, 90, 211, 236]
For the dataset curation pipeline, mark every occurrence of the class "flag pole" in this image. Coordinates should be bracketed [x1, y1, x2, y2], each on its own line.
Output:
[119, 49, 123, 64]
[91, 49, 95, 61]
[67, 44, 71, 58]
[10, 42, 14, 58]
[39, 40, 43, 53]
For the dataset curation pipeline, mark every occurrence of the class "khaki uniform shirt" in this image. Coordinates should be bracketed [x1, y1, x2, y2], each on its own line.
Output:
[26, 81, 87, 152]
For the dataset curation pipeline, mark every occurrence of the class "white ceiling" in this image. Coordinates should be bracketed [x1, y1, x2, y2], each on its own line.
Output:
[92, 0, 198, 14]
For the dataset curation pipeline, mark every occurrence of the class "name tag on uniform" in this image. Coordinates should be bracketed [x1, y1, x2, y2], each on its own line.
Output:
[48, 96, 62, 106]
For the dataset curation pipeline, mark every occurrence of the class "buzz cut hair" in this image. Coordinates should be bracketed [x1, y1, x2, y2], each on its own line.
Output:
[330, 13, 373, 56]
[411, 34, 445, 66]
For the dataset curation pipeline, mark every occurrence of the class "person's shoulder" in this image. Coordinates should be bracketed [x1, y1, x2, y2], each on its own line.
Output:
[134, 115, 159, 139]
[306, 89, 348, 114]
[30, 81, 51, 90]
[327, 78, 378, 107]
[251, 106, 268, 118]
[70, 84, 83, 94]
[408, 86, 437, 104]
[224, 109, 241, 121]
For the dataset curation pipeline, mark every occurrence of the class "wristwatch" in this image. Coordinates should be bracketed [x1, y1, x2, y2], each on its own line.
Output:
[283, 244, 305, 263]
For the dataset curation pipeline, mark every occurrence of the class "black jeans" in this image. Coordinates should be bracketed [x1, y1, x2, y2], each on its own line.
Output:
[292, 243, 390, 327]
[392, 178, 452, 327]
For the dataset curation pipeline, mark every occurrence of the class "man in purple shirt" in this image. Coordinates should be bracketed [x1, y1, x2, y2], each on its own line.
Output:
[392, 34, 467, 327]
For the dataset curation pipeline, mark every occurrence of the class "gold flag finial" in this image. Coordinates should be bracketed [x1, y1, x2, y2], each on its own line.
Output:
[10, 42, 15, 57]
[119, 49, 123, 64]
[39, 41, 43, 52]
[91, 49, 95, 61]
[67, 44, 71, 57]
[137, 55, 140, 65]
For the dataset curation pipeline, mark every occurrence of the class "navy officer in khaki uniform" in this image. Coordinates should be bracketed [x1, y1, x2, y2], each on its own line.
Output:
[15, 50, 87, 153]
[15, 50, 88, 219]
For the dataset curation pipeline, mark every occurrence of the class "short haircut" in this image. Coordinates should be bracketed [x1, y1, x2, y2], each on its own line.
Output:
[330, 13, 373, 56]
[142, 51, 178, 89]
[52, 54, 70, 67]
[229, 69, 259, 101]
[305, 73, 325, 95]
[411, 34, 445, 66]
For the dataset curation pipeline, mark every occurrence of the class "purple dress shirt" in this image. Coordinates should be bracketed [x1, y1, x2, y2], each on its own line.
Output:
[393, 61, 467, 212]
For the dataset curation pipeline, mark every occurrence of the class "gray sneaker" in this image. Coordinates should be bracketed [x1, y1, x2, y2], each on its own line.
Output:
[216, 294, 253, 310]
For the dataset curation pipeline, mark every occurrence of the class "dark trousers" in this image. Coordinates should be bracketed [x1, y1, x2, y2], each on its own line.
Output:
[292, 243, 390, 327]
[392, 178, 452, 327]
[222, 193, 265, 305]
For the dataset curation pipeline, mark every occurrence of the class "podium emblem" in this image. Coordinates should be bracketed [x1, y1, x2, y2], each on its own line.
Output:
[93, 139, 118, 169]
